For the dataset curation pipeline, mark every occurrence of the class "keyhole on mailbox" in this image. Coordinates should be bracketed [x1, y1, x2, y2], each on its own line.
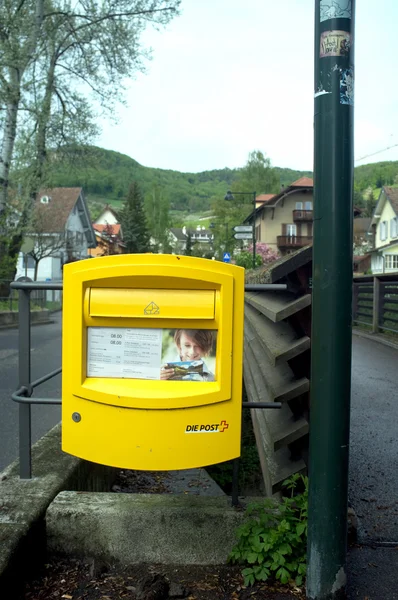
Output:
[72, 412, 81, 423]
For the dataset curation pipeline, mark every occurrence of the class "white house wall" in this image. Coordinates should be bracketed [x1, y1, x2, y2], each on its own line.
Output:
[95, 209, 118, 226]
[15, 254, 58, 281]
[66, 208, 89, 258]
[375, 199, 398, 249]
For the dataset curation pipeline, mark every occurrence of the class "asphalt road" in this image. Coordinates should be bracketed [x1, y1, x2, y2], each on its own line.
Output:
[0, 320, 397, 597]
[0, 312, 62, 471]
[347, 334, 398, 600]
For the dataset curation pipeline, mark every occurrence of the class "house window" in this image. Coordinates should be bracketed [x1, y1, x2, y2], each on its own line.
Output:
[385, 255, 398, 270]
[255, 224, 261, 241]
[295, 202, 303, 210]
[380, 221, 388, 241]
[305, 201, 313, 210]
[390, 217, 398, 239]
[286, 224, 297, 237]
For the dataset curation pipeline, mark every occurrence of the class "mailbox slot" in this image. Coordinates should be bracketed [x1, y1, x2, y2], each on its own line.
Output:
[89, 288, 215, 320]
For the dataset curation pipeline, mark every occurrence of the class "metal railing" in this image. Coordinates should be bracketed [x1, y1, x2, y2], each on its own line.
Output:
[10, 280, 284, 504]
[10, 281, 63, 479]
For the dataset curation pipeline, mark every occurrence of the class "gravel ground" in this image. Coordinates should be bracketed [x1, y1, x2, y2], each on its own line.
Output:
[19, 559, 305, 600]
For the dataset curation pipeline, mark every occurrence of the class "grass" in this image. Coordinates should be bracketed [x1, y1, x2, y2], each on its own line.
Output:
[0, 300, 61, 312]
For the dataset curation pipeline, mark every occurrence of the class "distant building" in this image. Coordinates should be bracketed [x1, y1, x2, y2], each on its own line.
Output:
[369, 187, 398, 273]
[15, 188, 96, 281]
[168, 225, 214, 254]
[245, 178, 314, 255]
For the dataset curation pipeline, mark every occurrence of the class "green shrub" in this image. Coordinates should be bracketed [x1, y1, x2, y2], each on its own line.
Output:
[229, 474, 308, 587]
[235, 252, 262, 270]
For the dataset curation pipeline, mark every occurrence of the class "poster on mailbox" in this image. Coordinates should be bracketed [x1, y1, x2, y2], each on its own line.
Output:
[87, 327, 217, 381]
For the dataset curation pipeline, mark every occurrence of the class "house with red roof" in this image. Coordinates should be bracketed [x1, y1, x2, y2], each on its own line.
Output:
[244, 177, 314, 255]
[89, 223, 125, 257]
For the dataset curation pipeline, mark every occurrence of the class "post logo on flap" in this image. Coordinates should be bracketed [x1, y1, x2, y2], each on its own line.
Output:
[185, 420, 229, 434]
[144, 302, 160, 315]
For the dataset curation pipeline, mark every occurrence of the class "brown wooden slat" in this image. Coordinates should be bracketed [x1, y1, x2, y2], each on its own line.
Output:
[244, 303, 310, 366]
[245, 291, 311, 323]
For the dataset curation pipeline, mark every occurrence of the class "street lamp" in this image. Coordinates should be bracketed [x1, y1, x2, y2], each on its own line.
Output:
[224, 190, 257, 268]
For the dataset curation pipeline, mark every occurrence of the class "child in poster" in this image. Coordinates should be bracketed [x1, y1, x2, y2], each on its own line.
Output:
[160, 329, 216, 382]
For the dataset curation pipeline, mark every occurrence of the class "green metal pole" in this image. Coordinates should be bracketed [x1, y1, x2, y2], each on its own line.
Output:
[307, 2, 355, 599]
[252, 191, 256, 268]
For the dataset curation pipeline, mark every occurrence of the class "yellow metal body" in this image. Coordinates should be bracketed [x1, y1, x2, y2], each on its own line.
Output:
[62, 254, 245, 470]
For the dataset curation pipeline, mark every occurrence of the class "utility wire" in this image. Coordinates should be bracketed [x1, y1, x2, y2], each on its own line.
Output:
[355, 142, 398, 163]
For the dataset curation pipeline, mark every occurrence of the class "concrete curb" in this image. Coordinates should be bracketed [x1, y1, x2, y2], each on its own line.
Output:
[46, 492, 253, 565]
[0, 319, 54, 330]
[352, 327, 398, 351]
[0, 424, 117, 593]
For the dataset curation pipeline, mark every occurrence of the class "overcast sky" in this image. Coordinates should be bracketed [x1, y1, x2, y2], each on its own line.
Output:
[98, 0, 398, 174]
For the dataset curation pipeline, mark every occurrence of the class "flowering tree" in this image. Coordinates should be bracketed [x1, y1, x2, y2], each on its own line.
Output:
[236, 243, 280, 270]
[249, 243, 280, 264]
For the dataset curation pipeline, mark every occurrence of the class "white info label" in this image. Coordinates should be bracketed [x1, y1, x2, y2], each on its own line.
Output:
[87, 327, 162, 379]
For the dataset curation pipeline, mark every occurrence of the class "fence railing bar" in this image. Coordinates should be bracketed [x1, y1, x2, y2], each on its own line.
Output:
[31, 367, 62, 389]
[12, 392, 61, 405]
[18, 289, 32, 479]
[242, 402, 283, 409]
[11, 282, 63, 291]
[244, 284, 288, 291]
[353, 319, 372, 326]
[379, 325, 398, 333]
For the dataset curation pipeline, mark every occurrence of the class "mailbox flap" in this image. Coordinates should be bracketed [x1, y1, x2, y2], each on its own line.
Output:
[89, 288, 215, 319]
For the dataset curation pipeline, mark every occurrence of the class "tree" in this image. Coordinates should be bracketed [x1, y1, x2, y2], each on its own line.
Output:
[236, 243, 279, 270]
[119, 182, 150, 253]
[25, 200, 68, 280]
[0, 0, 45, 213]
[0, 1, 180, 282]
[144, 185, 171, 253]
[184, 231, 194, 256]
[235, 150, 280, 198]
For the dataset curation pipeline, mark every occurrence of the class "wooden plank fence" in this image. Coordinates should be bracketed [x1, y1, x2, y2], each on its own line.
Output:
[353, 274, 398, 335]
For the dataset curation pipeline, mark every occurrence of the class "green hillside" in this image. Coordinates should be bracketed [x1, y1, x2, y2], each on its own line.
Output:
[42, 145, 398, 221]
[44, 146, 312, 219]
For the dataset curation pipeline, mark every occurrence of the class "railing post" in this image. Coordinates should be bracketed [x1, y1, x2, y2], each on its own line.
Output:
[18, 289, 32, 479]
[353, 282, 359, 323]
[372, 276, 380, 334]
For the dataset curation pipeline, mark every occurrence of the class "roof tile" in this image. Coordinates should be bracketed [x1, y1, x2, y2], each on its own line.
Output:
[384, 186, 398, 215]
[34, 188, 82, 232]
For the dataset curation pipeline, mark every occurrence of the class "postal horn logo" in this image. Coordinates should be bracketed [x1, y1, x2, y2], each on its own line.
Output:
[185, 420, 229, 434]
[144, 301, 160, 315]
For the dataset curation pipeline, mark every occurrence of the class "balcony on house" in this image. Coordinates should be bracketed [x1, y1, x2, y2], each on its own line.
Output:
[277, 235, 313, 249]
[293, 209, 313, 221]
[293, 201, 313, 222]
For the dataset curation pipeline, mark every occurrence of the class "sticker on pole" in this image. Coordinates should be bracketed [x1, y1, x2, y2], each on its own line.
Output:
[223, 252, 231, 263]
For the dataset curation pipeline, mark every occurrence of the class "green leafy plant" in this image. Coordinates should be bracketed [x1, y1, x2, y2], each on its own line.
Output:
[235, 252, 263, 270]
[229, 474, 308, 587]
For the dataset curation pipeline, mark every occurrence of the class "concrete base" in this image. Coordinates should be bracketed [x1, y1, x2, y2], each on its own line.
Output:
[0, 309, 51, 329]
[46, 492, 248, 565]
[0, 424, 117, 592]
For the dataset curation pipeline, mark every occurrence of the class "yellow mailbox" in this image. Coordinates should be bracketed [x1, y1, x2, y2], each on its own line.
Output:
[62, 254, 244, 470]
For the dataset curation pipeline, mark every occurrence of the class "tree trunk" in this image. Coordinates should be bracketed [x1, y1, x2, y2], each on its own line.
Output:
[34, 259, 39, 281]
[0, 0, 44, 213]
[30, 57, 56, 200]
[0, 71, 21, 213]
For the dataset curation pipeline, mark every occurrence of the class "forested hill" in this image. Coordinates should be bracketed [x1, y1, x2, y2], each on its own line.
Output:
[44, 145, 398, 215]
[44, 146, 312, 214]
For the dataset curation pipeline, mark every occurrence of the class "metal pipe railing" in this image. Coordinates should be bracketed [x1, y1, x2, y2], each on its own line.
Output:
[10, 280, 286, 484]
